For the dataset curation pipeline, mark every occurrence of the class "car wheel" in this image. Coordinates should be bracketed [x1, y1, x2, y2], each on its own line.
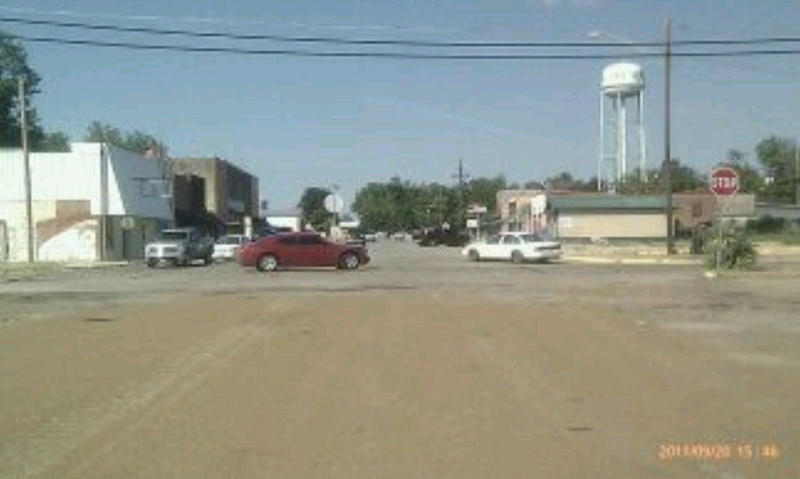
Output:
[256, 254, 279, 272]
[146, 259, 158, 268]
[203, 255, 212, 266]
[511, 250, 524, 264]
[340, 252, 360, 270]
[468, 249, 480, 262]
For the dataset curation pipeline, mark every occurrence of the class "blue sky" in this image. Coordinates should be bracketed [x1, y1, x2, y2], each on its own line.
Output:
[3, 0, 800, 210]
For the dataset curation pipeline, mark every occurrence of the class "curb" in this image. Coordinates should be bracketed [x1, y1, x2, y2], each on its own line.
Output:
[562, 256, 701, 266]
[63, 261, 130, 269]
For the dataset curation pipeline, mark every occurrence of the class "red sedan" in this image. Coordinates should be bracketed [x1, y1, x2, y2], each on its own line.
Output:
[237, 232, 370, 272]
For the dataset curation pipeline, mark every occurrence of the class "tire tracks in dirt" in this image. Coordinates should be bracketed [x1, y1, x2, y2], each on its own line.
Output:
[0, 321, 269, 478]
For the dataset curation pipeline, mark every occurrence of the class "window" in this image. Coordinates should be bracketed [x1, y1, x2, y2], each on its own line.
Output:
[486, 235, 500, 245]
[502, 235, 522, 245]
[520, 234, 543, 243]
[297, 235, 324, 245]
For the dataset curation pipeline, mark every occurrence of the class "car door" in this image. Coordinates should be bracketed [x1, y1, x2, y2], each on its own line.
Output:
[500, 234, 523, 259]
[275, 235, 301, 266]
[295, 234, 327, 266]
[480, 234, 501, 259]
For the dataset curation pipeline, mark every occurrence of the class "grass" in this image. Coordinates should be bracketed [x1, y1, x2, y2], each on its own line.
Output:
[0, 262, 62, 282]
[751, 232, 800, 245]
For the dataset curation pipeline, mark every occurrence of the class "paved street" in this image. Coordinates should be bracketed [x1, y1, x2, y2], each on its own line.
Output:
[1, 241, 798, 477]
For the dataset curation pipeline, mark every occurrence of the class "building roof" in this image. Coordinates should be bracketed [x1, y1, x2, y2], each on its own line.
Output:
[265, 208, 303, 217]
[549, 195, 667, 210]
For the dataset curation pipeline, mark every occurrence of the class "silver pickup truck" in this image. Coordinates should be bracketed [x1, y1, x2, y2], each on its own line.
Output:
[145, 227, 215, 267]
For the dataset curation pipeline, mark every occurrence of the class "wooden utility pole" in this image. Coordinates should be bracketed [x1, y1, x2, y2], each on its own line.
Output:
[19, 77, 34, 263]
[795, 143, 799, 205]
[663, 19, 676, 255]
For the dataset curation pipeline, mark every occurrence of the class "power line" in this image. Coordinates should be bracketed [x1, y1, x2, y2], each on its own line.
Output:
[3, 15, 800, 48]
[5, 33, 800, 59]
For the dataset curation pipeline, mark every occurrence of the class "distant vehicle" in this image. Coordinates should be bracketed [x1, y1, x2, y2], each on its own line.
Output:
[212, 234, 250, 261]
[363, 233, 377, 242]
[417, 227, 470, 247]
[461, 232, 561, 263]
[145, 227, 214, 267]
[237, 232, 371, 272]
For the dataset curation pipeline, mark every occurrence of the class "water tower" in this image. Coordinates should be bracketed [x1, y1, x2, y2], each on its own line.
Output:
[598, 62, 646, 193]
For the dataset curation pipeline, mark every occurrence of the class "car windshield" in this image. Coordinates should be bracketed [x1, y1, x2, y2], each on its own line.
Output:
[520, 234, 543, 243]
[216, 236, 240, 245]
[159, 231, 188, 241]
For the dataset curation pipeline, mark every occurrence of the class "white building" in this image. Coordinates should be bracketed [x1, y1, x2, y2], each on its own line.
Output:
[264, 208, 303, 232]
[0, 143, 172, 262]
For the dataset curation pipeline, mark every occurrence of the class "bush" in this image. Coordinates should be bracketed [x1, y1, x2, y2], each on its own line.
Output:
[746, 215, 788, 234]
[703, 225, 757, 270]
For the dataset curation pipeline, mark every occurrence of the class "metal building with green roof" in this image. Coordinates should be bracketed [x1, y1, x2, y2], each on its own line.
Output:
[548, 195, 668, 239]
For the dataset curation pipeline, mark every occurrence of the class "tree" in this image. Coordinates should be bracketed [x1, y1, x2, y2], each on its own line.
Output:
[755, 136, 796, 201]
[353, 182, 397, 232]
[36, 130, 71, 152]
[84, 121, 168, 156]
[298, 187, 332, 232]
[0, 34, 45, 148]
[720, 149, 764, 195]
[465, 176, 507, 212]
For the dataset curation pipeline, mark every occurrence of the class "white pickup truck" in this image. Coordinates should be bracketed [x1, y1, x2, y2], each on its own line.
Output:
[145, 227, 215, 267]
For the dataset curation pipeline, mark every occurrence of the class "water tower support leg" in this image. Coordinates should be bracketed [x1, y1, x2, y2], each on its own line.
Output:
[638, 92, 647, 182]
[598, 93, 604, 191]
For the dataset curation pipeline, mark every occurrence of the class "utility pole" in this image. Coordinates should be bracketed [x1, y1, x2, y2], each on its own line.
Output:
[663, 18, 676, 255]
[19, 77, 34, 263]
[795, 142, 799, 205]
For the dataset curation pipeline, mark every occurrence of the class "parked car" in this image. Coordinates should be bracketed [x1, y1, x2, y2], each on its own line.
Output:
[461, 232, 561, 263]
[417, 227, 470, 247]
[145, 227, 215, 267]
[212, 234, 250, 261]
[238, 232, 371, 272]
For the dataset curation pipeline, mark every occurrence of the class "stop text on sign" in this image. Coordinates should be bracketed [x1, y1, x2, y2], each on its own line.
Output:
[712, 176, 739, 189]
[709, 167, 740, 197]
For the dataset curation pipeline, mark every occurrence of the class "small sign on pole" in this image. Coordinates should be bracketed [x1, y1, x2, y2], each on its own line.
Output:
[709, 167, 740, 272]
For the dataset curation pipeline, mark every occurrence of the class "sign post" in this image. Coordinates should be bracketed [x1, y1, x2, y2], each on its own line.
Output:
[709, 166, 740, 272]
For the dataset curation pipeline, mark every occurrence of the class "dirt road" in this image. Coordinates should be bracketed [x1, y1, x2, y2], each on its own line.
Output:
[1, 243, 797, 477]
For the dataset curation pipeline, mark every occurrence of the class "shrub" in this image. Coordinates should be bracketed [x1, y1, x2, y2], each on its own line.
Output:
[703, 225, 757, 270]
[746, 215, 788, 234]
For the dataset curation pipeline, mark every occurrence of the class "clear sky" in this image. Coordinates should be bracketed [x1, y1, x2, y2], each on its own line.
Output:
[3, 0, 800, 210]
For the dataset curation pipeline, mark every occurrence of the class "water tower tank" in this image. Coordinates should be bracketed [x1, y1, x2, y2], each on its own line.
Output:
[602, 62, 644, 95]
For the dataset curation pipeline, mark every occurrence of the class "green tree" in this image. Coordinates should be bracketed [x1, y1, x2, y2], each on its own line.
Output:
[721, 149, 764, 195]
[755, 136, 796, 201]
[298, 187, 332, 232]
[0, 34, 45, 148]
[84, 121, 168, 156]
[353, 182, 396, 232]
[35, 130, 70, 152]
[465, 176, 507, 212]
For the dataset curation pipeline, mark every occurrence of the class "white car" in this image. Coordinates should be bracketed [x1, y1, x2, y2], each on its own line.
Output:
[461, 232, 562, 263]
[212, 234, 250, 261]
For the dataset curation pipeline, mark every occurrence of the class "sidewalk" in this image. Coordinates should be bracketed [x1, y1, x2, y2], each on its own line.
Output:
[561, 255, 701, 265]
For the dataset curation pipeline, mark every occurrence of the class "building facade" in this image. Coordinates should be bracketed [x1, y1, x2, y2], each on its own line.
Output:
[170, 157, 259, 235]
[265, 208, 303, 232]
[549, 195, 667, 239]
[0, 143, 172, 262]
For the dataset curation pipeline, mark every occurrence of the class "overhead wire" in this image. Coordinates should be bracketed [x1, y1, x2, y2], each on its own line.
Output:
[3, 33, 800, 59]
[2, 15, 800, 48]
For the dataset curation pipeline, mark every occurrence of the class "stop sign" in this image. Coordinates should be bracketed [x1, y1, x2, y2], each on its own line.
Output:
[710, 167, 740, 196]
